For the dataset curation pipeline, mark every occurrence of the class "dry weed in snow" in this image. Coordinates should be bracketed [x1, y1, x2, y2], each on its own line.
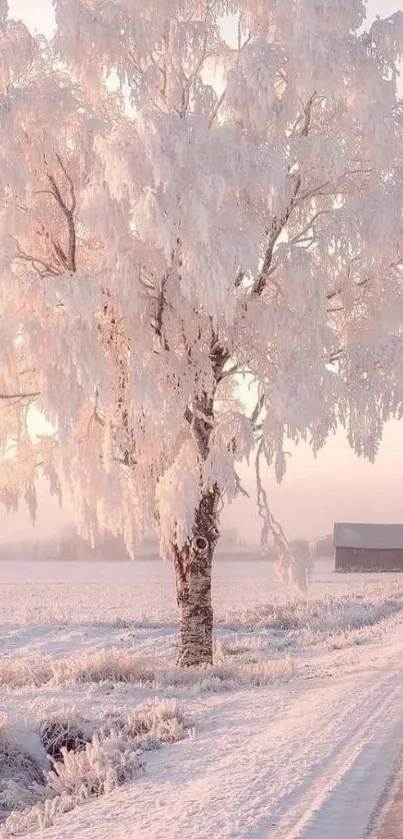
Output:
[0, 659, 52, 690]
[0, 699, 186, 838]
[222, 591, 403, 649]
[0, 651, 155, 690]
[52, 651, 156, 685]
[103, 699, 187, 749]
[157, 658, 296, 691]
[38, 715, 94, 760]
[45, 730, 145, 801]
[0, 648, 296, 693]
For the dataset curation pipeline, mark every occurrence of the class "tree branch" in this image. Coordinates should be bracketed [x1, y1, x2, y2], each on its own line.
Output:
[234, 468, 250, 499]
[14, 243, 59, 277]
[328, 347, 344, 364]
[255, 441, 308, 588]
[252, 177, 301, 295]
[252, 93, 317, 296]
[46, 157, 77, 272]
[251, 390, 265, 425]
[0, 391, 40, 404]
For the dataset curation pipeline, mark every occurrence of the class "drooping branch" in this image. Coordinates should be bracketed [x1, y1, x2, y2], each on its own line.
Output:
[255, 440, 308, 589]
[251, 388, 265, 426]
[234, 468, 250, 499]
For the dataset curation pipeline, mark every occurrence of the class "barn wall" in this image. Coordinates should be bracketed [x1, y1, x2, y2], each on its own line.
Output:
[335, 547, 403, 572]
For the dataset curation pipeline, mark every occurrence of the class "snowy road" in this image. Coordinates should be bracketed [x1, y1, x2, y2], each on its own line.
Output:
[29, 624, 403, 839]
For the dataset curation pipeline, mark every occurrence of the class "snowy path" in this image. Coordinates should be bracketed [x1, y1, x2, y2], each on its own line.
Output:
[28, 626, 403, 839]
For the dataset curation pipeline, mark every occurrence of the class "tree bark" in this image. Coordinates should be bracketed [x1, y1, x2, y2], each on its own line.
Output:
[173, 486, 219, 667]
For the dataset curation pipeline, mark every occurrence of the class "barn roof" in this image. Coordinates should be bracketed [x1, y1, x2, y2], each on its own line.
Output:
[333, 522, 403, 550]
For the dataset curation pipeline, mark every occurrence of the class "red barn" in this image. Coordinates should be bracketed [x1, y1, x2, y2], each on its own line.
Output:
[334, 523, 403, 572]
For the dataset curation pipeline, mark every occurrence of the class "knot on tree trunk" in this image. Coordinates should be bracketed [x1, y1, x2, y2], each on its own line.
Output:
[192, 534, 210, 557]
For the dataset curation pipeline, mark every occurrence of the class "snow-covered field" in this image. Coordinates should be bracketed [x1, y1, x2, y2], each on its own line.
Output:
[1, 558, 403, 839]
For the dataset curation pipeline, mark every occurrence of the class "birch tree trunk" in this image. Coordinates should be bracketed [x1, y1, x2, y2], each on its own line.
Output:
[173, 487, 219, 667]
[172, 356, 225, 666]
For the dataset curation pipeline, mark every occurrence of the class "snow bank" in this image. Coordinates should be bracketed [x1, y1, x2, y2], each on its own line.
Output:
[0, 716, 45, 821]
[0, 699, 186, 838]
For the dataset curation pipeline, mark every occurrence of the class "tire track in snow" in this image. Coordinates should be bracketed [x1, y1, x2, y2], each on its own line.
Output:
[267, 668, 403, 839]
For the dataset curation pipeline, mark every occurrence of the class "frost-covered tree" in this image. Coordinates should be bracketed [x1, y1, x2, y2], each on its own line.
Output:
[1, 0, 403, 665]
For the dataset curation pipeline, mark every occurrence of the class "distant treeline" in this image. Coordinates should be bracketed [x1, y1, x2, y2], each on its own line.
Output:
[0, 531, 333, 562]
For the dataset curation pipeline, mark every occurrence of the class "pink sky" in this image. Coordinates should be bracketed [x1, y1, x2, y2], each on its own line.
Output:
[2, 0, 403, 547]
